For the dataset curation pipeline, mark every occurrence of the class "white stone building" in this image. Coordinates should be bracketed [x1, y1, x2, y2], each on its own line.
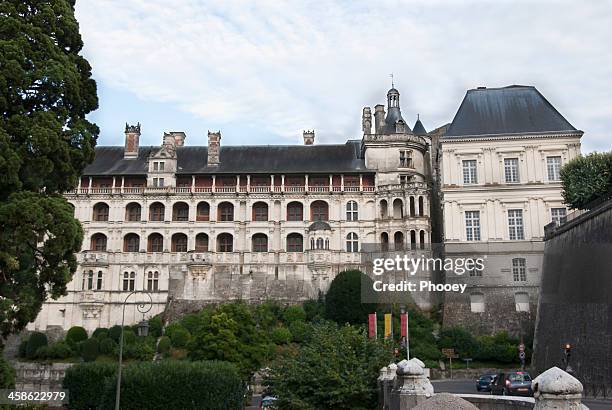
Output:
[30, 87, 435, 332]
[440, 85, 583, 335]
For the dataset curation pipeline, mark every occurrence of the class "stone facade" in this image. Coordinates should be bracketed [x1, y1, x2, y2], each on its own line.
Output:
[30, 87, 435, 332]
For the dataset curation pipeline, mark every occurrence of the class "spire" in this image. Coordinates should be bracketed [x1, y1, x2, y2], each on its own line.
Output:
[413, 115, 427, 135]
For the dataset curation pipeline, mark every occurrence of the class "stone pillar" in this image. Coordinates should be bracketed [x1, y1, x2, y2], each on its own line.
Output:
[533, 367, 584, 410]
[378, 366, 387, 410]
[384, 363, 398, 410]
[390, 358, 433, 410]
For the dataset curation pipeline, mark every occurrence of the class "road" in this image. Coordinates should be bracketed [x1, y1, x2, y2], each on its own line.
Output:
[432, 379, 612, 409]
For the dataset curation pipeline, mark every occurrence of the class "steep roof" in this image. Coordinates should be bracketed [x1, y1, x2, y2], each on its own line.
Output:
[413, 118, 427, 135]
[82, 140, 371, 176]
[446, 85, 577, 137]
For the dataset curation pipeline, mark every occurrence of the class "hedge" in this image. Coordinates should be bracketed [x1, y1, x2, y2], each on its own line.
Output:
[25, 332, 48, 359]
[63, 362, 117, 410]
[99, 361, 244, 410]
[81, 338, 99, 362]
[66, 326, 88, 347]
[92, 328, 109, 340]
[0, 353, 15, 388]
[99, 338, 117, 355]
[561, 151, 612, 209]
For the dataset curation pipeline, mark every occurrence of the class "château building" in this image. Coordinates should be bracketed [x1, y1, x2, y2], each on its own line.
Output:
[31, 87, 435, 331]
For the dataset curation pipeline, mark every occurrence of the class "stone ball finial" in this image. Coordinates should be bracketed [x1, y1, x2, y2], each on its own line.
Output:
[397, 360, 424, 376]
[412, 393, 478, 410]
[386, 363, 398, 379]
[532, 366, 583, 395]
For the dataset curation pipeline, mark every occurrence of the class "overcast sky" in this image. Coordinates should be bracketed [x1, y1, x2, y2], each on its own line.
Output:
[76, 1, 611, 152]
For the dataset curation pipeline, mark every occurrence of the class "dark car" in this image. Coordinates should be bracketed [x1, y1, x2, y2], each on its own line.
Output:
[490, 371, 533, 396]
[476, 374, 497, 392]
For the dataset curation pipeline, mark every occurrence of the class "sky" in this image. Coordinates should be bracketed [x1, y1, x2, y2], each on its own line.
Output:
[75, 1, 611, 153]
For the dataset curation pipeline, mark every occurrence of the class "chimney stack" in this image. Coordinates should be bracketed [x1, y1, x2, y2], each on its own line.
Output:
[374, 105, 385, 133]
[170, 132, 186, 146]
[207, 131, 221, 167]
[124, 122, 141, 159]
[362, 107, 372, 134]
[303, 130, 315, 145]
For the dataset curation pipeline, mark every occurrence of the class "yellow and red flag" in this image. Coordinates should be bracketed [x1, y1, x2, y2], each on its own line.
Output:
[384, 313, 392, 339]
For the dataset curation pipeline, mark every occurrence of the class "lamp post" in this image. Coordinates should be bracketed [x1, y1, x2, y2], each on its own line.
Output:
[115, 291, 153, 410]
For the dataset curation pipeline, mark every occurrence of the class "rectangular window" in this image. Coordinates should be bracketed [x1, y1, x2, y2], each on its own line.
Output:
[504, 158, 519, 183]
[147, 272, 159, 292]
[547, 156, 561, 181]
[462, 160, 478, 184]
[465, 211, 481, 241]
[551, 208, 567, 226]
[158, 161, 164, 171]
[123, 272, 135, 291]
[512, 258, 527, 281]
[399, 150, 413, 168]
[153, 162, 158, 171]
[508, 209, 525, 240]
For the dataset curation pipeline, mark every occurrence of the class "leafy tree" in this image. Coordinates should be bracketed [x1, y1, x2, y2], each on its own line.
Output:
[438, 326, 478, 358]
[80, 337, 99, 362]
[25, 331, 47, 359]
[325, 270, 376, 325]
[282, 305, 306, 324]
[0, 350, 15, 388]
[265, 322, 393, 410]
[561, 151, 612, 209]
[271, 326, 292, 345]
[0, 0, 98, 337]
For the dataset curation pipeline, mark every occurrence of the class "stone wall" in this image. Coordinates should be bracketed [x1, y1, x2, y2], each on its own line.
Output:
[533, 197, 612, 398]
[13, 362, 73, 391]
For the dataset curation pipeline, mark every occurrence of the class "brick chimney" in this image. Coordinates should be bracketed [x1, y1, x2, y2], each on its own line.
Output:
[171, 132, 186, 146]
[303, 130, 315, 145]
[124, 122, 140, 159]
[207, 131, 221, 167]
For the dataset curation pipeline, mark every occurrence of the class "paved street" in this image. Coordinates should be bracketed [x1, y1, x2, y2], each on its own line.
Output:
[432, 379, 612, 409]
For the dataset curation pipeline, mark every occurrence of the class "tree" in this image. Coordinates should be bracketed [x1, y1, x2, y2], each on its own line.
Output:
[561, 152, 612, 209]
[325, 270, 376, 325]
[265, 322, 393, 410]
[0, 0, 98, 338]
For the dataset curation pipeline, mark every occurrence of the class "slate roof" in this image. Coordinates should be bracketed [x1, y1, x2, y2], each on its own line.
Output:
[82, 140, 371, 176]
[413, 118, 427, 135]
[445, 85, 578, 137]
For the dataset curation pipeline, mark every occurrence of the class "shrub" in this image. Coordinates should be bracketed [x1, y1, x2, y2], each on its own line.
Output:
[282, 305, 306, 324]
[325, 270, 376, 325]
[99, 361, 244, 410]
[99, 338, 117, 355]
[0, 353, 15, 388]
[148, 316, 163, 338]
[108, 325, 131, 342]
[561, 151, 612, 209]
[26, 332, 48, 360]
[158, 336, 171, 354]
[289, 321, 309, 343]
[123, 329, 136, 345]
[18, 339, 28, 358]
[63, 362, 117, 410]
[66, 326, 88, 347]
[92, 328, 109, 340]
[81, 338, 99, 362]
[438, 327, 478, 358]
[34, 345, 53, 360]
[169, 327, 190, 348]
[37, 342, 73, 360]
[303, 298, 325, 322]
[271, 327, 292, 345]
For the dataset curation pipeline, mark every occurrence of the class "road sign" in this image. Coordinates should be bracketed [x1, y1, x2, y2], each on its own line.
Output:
[442, 348, 458, 358]
[519, 351, 526, 360]
[519, 343, 525, 353]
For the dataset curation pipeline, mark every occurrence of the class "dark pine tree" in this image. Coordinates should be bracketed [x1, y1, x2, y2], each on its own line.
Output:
[0, 0, 98, 337]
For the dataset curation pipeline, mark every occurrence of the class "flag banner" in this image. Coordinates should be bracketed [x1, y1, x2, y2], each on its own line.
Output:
[384, 313, 392, 339]
[401, 312, 408, 337]
[368, 313, 377, 338]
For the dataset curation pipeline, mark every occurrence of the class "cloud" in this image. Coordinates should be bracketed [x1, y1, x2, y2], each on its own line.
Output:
[76, 0, 611, 151]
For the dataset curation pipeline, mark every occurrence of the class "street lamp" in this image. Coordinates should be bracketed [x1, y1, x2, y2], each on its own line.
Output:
[115, 291, 153, 410]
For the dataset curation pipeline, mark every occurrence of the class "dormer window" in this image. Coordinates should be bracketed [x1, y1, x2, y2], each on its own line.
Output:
[153, 161, 165, 171]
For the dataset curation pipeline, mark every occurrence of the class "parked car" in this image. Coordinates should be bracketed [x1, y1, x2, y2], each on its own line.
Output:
[259, 395, 277, 410]
[476, 374, 497, 392]
[490, 371, 533, 396]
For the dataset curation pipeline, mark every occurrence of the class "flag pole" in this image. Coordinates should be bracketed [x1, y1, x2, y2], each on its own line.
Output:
[406, 311, 410, 361]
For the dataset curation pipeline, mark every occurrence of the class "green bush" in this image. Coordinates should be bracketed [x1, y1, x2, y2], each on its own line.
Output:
[37, 342, 73, 360]
[63, 362, 117, 410]
[0, 353, 15, 388]
[325, 270, 376, 325]
[147, 316, 163, 338]
[288, 321, 309, 343]
[66, 326, 88, 347]
[92, 328, 109, 340]
[18, 339, 28, 358]
[158, 336, 171, 354]
[81, 338, 99, 362]
[123, 329, 136, 345]
[99, 338, 117, 355]
[303, 298, 325, 322]
[26, 332, 48, 360]
[108, 325, 131, 342]
[561, 151, 612, 209]
[271, 326, 292, 345]
[169, 327, 190, 348]
[282, 305, 306, 324]
[99, 361, 244, 410]
[438, 326, 479, 358]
